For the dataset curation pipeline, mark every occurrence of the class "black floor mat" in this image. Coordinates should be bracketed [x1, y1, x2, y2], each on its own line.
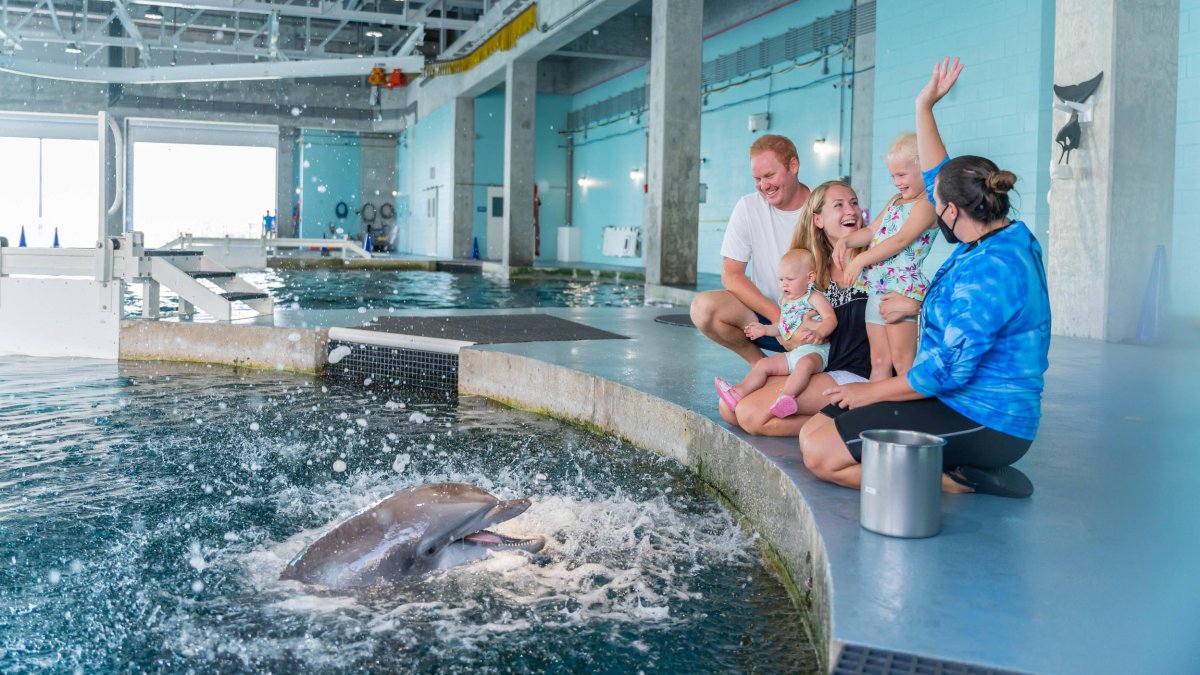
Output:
[361, 314, 628, 344]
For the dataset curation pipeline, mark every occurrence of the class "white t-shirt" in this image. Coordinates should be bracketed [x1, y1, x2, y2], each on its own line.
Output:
[719, 192, 806, 302]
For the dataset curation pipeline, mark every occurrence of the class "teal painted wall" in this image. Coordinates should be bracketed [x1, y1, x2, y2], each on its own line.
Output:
[567, 0, 854, 270]
[535, 94, 570, 262]
[298, 129, 362, 239]
[570, 67, 650, 268]
[394, 127, 411, 251]
[404, 101, 454, 257]
[871, 0, 1056, 276]
[474, 88, 505, 256]
[1176, 0, 1199, 318]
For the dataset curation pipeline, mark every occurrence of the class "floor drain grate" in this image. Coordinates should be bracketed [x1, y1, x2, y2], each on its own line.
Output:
[326, 340, 458, 393]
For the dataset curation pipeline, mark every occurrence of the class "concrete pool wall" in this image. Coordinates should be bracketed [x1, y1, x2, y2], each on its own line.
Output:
[459, 348, 834, 666]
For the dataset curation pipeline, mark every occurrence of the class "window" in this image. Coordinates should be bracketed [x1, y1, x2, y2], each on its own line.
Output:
[132, 142, 276, 247]
[0, 136, 99, 248]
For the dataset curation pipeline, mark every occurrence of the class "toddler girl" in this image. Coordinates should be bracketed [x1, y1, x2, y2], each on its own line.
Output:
[714, 248, 837, 418]
[834, 133, 937, 380]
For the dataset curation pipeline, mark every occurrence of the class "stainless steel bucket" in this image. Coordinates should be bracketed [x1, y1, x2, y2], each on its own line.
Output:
[860, 429, 946, 538]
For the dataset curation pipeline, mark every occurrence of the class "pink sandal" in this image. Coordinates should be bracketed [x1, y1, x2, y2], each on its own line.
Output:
[769, 394, 799, 418]
[714, 377, 743, 411]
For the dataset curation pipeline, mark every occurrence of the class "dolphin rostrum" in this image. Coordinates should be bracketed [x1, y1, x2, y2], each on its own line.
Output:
[280, 483, 546, 588]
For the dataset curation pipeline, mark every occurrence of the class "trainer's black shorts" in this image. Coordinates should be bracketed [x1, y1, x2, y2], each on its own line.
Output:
[751, 312, 786, 353]
[820, 398, 1032, 470]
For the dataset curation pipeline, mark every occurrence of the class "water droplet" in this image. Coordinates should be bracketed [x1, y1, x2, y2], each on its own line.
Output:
[317, 185, 327, 193]
[250, 422, 260, 431]
[332, 459, 347, 472]
[192, 580, 204, 592]
[47, 569, 62, 584]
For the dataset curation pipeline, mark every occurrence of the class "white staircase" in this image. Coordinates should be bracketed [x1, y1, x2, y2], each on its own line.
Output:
[129, 236, 273, 321]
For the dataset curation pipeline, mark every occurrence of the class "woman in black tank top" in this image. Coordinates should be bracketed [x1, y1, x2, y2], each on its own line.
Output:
[720, 181, 912, 436]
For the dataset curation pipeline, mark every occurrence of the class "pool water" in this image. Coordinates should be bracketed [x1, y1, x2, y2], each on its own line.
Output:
[125, 268, 646, 316]
[0, 358, 816, 673]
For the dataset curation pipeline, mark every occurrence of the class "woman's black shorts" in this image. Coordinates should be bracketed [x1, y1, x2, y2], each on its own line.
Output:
[820, 398, 1032, 470]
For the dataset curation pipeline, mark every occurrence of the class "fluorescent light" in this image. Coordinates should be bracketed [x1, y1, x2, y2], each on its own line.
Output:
[145, 5, 163, 20]
[365, 29, 384, 38]
[812, 138, 837, 156]
[64, 42, 83, 54]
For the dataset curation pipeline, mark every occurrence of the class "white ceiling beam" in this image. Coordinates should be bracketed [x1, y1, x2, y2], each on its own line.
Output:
[0, 23, 25, 50]
[43, 0, 64, 37]
[125, 1, 476, 31]
[0, 52, 423, 82]
[110, 0, 151, 59]
[391, 23, 424, 56]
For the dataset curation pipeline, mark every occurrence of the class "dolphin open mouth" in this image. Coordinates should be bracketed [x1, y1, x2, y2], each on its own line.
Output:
[459, 530, 545, 553]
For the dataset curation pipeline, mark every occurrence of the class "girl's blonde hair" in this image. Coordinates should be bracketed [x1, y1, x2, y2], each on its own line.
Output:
[788, 180, 862, 290]
[886, 132, 920, 167]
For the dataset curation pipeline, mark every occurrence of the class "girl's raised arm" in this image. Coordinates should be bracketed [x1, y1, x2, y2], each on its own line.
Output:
[915, 57, 963, 172]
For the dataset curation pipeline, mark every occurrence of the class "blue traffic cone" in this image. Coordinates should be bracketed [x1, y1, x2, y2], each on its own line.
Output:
[1136, 245, 1169, 344]
[471, 237, 479, 260]
[53, 227, 60, 248]
[364, 232, 372, 253]
[19, 225, 27, 247]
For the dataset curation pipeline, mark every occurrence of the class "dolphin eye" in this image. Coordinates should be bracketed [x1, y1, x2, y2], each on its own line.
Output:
[424, 546, 436, 556]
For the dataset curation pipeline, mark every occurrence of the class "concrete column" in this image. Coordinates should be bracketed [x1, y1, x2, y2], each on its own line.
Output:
[849, 30, 875, 212]
[644, 0, 702, 287]
[275, 127, 298, 238]
[360, 133, 398, 243]
[503, 60, 537, 268]
[1048, 0, 1179, 341]
[452, 97, 476, 259]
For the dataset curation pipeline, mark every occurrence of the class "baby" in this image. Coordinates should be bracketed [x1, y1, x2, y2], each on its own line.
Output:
[715, 248, 837, 418]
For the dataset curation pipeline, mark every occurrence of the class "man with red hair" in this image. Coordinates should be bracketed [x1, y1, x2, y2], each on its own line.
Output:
[690, 134, 812, 364]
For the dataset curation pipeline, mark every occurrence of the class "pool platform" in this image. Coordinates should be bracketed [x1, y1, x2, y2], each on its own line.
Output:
[116, 303, 1197, 674]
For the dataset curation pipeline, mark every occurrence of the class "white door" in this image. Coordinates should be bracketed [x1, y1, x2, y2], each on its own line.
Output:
[486, 185, 503, 260]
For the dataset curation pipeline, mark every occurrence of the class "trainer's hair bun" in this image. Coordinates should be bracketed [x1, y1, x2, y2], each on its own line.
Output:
[938, 156, 1018, 222]
[985, 170, 1018, 194]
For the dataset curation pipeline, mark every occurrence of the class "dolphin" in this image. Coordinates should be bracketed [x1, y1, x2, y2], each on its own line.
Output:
[280, 483, 545, 588]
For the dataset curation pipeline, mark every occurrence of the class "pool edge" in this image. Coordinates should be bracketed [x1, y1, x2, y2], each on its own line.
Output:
[458, 347, 835, 672]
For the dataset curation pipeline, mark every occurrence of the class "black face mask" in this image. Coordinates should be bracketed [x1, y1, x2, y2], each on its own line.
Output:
[936, 204, 960, 244]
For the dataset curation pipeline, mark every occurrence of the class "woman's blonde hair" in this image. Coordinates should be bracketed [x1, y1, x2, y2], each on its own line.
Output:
[886, 132, 919, 167]
[788, 180, 861, 290]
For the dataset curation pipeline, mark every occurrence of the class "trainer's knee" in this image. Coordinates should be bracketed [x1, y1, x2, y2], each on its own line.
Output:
[799, 417, 838, 477]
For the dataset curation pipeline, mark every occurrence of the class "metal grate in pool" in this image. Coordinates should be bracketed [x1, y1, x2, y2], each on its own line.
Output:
[326, 339, 459, 393]
[834, 645, 1023, 675]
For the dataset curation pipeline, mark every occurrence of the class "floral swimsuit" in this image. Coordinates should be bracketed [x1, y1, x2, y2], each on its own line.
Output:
[855, 198, 938, 300]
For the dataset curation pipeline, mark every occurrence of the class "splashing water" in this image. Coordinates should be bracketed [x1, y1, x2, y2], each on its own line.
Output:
[0, 358, 816, 673]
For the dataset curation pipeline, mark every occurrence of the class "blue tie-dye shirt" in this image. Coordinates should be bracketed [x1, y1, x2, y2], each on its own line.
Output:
[906, 158, 1052, 440]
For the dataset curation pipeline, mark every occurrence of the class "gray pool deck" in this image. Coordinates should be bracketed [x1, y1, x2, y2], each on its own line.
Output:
[340, 305, 1196, 673]
[132, 300, 1199, 673]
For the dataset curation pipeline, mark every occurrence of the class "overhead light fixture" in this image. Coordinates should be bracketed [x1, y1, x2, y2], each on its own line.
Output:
[365, 29, 384, 38]
[629, 169, 644, 182]
[64, 42, 82, 54]
[812, 138, 837, 156]
[145, 5, 163, 20]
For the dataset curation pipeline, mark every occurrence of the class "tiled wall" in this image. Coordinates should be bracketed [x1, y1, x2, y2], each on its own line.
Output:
[871, 0, 1055, 275]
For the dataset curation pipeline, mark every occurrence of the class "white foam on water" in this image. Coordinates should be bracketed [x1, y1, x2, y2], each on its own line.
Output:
[327, 346, 352, 364]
